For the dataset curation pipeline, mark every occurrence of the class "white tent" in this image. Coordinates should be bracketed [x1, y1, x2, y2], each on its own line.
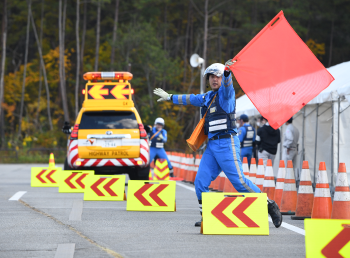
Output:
[236, 61, 350, 191]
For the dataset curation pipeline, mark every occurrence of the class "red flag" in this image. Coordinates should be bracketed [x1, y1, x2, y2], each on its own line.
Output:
[229, 11, 334, 129]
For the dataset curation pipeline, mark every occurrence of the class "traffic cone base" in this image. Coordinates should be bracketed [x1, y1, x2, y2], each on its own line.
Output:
[218, 176, 225, 192]
[291, 161, 314, 220]
[312, 197, 332, 219]
[280, 191, 297, 215]
[291, 194, 313, 220]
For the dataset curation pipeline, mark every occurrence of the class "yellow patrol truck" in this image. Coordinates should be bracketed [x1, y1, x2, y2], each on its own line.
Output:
[62, 72, 150, 180]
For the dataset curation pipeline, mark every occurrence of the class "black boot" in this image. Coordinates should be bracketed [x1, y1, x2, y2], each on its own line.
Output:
[169, 169, 174, 178]
[195, 217, 202, 227]
[268, 199, 282, 228]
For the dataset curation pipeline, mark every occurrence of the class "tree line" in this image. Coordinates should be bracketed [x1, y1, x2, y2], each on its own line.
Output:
[0, 0, 349, 150]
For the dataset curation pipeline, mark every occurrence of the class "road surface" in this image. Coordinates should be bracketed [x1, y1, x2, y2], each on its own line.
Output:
[0, 164, 305, 258]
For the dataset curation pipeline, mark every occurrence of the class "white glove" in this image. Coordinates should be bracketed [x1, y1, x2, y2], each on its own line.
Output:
[154, 88, 172, 102]
[158, 134, 164, 140]
[225, 59, 236, 70]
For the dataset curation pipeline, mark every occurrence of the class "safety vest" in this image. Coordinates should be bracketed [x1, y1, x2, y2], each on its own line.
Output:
[149, 130, 165, 148]
[241, 125, 255, 148]
[201, 93, 236, 135]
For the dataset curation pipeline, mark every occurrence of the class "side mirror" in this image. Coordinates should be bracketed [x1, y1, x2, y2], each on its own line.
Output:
[144, 125, 151, 134]
[62, 121, 71, 135]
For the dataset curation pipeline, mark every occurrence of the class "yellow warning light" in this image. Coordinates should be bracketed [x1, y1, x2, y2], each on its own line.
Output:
[75, 161, 82, 166]
[83, 72, 133, 81]
[137, 160, 143, 165]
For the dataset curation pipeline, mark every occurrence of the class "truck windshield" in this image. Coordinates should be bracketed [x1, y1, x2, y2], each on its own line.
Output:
[79, 111, 138, 129]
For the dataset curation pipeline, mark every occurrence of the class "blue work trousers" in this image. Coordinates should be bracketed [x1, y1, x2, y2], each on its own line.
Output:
[241, 146, 253, 166]
[194, 135, 260, 200]
[149, 147, 173, 169]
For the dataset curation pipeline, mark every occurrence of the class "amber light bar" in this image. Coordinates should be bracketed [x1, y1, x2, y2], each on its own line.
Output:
[83, 72, 133, 81]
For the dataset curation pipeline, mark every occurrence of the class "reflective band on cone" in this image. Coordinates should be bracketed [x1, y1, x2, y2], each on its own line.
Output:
[291, 161, 314, 220]
[262, 159, 275, 200]
[242, 157, 250, 179]
[249, 158, 257, 184]
[311, 162, 332, 219]
[280, 160, 297, 215]
[255, 159, 265, 191]
[331, 163, 350, 219]
[275, 160, 286, 207]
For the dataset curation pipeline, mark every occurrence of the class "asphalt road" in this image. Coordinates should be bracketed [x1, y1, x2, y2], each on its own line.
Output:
[0, 164, 306, 258]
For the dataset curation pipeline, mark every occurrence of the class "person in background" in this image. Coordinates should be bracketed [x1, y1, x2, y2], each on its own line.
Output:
[282, 117, 300, 180]
[256, 116, 281, 168]
[148, 118, 174, 177]
[238, 114, 255, 166]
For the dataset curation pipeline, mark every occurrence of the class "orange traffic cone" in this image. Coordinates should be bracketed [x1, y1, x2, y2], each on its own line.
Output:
[331, 163, 350, 219]
[262, 159, 275, 200]
[291, 161, 314, 220]
[179, 153, 185, 180]
[280, 160, 297, 215]
[242, 157, 250, 179]
[218, 172, 226, 192]
[275, 160, 286, 207]
[49, 153, 55, 168]
[249, 158, 257, 184]
[209, 180, 215, 190]
[255, 159, 265, 191]
[213, 173, 222, 191]
[311, 162, 332, 219]
[223, 177, 238, 193]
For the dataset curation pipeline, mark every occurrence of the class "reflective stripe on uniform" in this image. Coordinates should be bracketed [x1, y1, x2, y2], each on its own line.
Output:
[156, 142, 164, 148]
[177, 94, 191, 105]
[230, 135, 255, 193]
[209, 124, 227, 132]
[209, 119, 227, 126]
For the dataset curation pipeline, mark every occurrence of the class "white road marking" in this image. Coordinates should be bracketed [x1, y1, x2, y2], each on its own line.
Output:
[54, 243, 75, 258]
[9, 191, 27, 201]
[69, 200, 83, 221]
[176, 182, 305, 236]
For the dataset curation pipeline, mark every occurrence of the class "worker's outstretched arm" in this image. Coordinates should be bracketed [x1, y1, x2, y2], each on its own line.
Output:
[153, 88, 205, 107]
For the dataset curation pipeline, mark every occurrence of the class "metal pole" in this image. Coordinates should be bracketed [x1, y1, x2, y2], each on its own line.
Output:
[200, 63, 205, 94]
[331, 101, 334, 192]
[301, 107, 305, 180]
[337, 98, 340, 169]
[313, 104, 319, 184]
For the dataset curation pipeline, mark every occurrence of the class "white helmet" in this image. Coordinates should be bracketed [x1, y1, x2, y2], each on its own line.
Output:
[203, 63, 225, 77]
[155, 117, 165, 125]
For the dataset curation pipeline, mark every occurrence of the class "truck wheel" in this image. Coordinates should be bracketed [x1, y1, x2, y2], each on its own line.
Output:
[129, 165, 150, 180]
[64, 158, 71, 170]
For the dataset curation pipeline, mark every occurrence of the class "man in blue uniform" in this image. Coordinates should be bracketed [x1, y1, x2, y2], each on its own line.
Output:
[153, 61, 282, 228]
[238, 114, 255, 166]
[148, 117, 174, 177]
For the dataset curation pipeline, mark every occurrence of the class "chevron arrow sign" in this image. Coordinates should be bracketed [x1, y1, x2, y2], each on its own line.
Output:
[127, 181, 176, 212]
[58, 170, 94, 193]
[202, 192, 269, 235]
[84, 175, 126, 201]
[31, 167, 62, 187]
